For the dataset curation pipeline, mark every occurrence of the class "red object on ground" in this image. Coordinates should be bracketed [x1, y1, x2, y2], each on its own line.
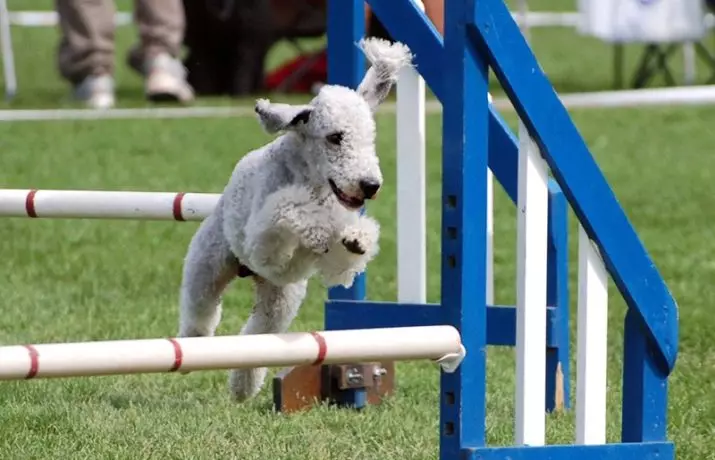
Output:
[264, 48, 327, 93]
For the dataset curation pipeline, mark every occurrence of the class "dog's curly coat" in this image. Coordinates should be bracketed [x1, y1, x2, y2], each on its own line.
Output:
[177, 38, 414, 401]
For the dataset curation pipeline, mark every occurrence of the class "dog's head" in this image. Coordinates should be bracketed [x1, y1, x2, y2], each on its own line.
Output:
[254, 38, 414, 210]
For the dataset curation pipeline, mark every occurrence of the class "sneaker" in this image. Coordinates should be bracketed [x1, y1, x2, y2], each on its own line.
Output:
[143, 52, 194, 103]
[73, 73, 115, 110]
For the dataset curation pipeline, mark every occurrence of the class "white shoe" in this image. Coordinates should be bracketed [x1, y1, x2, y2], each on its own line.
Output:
[144, 52, 194, 103]
[73, 73, 115, 110]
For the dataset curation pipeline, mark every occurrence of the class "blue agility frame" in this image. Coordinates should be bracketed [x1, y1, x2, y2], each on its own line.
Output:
[324, 0, 678, 458]
[324, 0, 571, 415]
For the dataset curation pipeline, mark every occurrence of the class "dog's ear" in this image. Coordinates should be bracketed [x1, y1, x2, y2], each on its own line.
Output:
[356, 38, 414, 112]
[254, 99, 313, 134]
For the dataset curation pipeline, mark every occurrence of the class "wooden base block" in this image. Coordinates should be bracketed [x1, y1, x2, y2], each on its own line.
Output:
[272, 364, 323, 413]
[272, 361, 396, 413]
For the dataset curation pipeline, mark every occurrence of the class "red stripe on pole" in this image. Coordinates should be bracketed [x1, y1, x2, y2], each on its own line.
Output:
[24, 345, 39, 379]
[167, 338, 183, 372]
[25, 189, 38, 218]
[172, 193, 185, 221]
[310, 332, 327, 365]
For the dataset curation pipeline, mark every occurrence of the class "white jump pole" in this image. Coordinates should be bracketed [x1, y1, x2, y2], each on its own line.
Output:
[514, 121, 548, 446]
[548, 85, 715, 109]
[0, 189, 219, 221]
[0, 85, 714, 124]
[396, 0, 427, 304]
[6, 11, 133, 27]
[575, 227, 609, 444]
[0, 326, 465, 380]
[5, 10, 584, 30]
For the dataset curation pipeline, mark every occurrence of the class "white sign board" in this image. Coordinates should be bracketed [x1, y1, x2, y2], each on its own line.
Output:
[578, 0, 706, 43]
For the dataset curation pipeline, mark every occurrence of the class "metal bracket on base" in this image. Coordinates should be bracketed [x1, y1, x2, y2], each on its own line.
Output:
[272, 361, 395, 413]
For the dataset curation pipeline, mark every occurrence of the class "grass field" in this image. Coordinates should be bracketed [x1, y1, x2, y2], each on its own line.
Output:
[0, 1, 714, 459]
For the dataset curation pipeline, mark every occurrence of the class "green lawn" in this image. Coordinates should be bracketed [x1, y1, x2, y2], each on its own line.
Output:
[0, 3, 714, 460]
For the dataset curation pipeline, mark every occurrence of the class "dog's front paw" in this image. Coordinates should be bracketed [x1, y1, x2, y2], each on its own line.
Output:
[303, 226, 333, 254]
[342, 237, 366, 255]
[340, 217, 379, 258]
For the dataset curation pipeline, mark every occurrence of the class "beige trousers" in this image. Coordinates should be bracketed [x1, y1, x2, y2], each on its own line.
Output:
[55, 0, 185, 84]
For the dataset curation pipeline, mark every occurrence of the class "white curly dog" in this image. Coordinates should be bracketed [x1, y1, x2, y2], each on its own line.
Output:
[177, 38, 414, 401]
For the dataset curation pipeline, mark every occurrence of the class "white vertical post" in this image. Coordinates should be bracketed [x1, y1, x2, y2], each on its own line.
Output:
[515, 121, 548, 446]
[683, 42, 696, 86]
[575, 226, 609, 445]
[396, 0, 427, 304]
[517, 0, 531, 39]
[0, 0, 17, 100]
[486, 92, 495, 306]
[486, 168, 494, 305]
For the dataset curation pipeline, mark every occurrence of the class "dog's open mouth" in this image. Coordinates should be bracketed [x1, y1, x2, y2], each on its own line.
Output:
[329, 179, 364, 209]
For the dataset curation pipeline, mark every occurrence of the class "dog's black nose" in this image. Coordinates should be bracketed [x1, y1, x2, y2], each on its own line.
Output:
[359, 180, 381, 200]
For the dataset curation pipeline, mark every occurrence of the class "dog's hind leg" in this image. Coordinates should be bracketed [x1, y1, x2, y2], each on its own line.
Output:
[178, 213, 239, 338]
[228, 277, 307, 402]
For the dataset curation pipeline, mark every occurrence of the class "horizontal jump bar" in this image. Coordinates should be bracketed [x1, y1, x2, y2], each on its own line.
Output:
[0, 189, 219, 221]
[0, 326, 464, 381]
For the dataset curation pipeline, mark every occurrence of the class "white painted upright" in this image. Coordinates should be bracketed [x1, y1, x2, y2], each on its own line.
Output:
[516, 0, 531, 39]
[396, 0, 427, 304]
[514, 121, 548, 446]
[486, 93, 495, 305]
[0, 0, 17, 99]
[486, 168, 494, 305]
[575, 226, 609, 444]
[683, 42, 696, 86]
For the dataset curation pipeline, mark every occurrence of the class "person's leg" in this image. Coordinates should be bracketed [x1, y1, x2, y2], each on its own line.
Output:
[128, 0, 184, 69]
[55, 0, 116, 108]
[129, 0, 194, 103]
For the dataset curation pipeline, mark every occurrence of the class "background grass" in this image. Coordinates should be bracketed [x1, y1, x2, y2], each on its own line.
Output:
[0, 1, 714, 459]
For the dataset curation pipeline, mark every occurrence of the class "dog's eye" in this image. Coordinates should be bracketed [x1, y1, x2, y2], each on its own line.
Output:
[326, 132, 344, 146]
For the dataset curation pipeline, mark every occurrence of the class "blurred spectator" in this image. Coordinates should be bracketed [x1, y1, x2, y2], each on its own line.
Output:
[55, 0, 194, 109]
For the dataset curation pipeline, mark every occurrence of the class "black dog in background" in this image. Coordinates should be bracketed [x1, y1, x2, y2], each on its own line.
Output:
[181, 0, 393, 97]
[181, 0, 326, 96]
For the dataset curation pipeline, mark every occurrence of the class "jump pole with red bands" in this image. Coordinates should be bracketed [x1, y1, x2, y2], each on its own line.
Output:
[0, 189, 219, 221]
[0, 326, 465, 381]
